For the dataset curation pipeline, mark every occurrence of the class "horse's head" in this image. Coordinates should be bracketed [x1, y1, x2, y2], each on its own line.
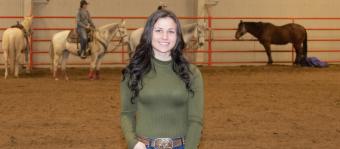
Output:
[235, 20, 247, 40]
[117, 20, 129, 44]
[21, 16, 33, 35]
[196, 22, 207, 48]
[181, 23, 206, 49]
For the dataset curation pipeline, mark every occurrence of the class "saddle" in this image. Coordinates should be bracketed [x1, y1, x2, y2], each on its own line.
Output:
[11, 21, 30, 37]
[11, 21, 24, 30]
[66, 29, 94, 44]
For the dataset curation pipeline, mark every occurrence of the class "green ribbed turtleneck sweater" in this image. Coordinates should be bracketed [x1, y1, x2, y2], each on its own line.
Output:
[120, 57, 204, 149]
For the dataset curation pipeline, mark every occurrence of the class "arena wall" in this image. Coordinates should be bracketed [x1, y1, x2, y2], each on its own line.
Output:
[1, 0, 340, 67]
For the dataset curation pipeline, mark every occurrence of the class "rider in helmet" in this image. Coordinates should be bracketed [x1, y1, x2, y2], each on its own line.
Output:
[76, 0, 95, 59]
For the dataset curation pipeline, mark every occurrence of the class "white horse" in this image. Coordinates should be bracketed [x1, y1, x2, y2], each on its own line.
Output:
[2, 16, 33, 79]
[50, 21, 128, 80]
[128, 22, 206, 57]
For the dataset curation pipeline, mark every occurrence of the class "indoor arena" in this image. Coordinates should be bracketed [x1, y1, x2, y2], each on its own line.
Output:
[0, 0, 340, 149]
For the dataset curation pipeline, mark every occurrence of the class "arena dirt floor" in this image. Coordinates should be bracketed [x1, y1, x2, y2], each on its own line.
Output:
[0, 65, 340, 149]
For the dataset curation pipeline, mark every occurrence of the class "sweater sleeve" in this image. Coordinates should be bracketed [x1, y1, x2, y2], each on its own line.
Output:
[185, 66, 204, 149]
[87, 10, 95, 28]
[120, 78, 138, 149]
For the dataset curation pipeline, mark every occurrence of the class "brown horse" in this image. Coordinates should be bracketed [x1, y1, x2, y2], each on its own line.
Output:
[235, 20, 308, 65]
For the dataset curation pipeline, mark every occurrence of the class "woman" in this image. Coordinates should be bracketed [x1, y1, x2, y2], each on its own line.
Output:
[76, 0, 95, 59]
[121, 9, 204, 149]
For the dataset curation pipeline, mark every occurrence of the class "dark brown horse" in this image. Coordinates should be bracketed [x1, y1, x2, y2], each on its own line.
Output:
[235, 20, 308, 65]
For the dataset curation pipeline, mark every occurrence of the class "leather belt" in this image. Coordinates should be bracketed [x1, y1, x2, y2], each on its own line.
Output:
[137, 136, 184, 149]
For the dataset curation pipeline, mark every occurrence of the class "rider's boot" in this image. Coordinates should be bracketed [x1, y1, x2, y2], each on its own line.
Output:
[80, 50, 87, 59]
[78, 47, 87, 59]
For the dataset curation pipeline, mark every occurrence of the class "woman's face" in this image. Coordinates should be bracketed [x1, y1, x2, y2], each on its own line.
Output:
[151, 17, 177, 58]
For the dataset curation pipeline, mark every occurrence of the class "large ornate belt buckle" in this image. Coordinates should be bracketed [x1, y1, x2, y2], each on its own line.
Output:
[153, 138, 173, 149]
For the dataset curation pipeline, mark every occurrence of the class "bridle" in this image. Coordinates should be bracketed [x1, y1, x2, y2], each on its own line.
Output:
[116, 26, 128, 44]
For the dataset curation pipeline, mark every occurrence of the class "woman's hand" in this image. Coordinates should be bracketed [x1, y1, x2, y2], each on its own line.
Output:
[133, 141, 146, 149]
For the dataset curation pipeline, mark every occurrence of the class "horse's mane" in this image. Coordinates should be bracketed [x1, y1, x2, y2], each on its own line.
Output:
[98, 23, 119, 31]
[245, 22, 263, 28]
[242, 22, 266, 38]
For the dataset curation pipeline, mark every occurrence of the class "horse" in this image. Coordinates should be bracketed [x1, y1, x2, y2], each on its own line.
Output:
[128, 22, 206, 57]
[2, 16, 33, 79]
[49, 21, 128, 80]
[235, 20, 308, 65]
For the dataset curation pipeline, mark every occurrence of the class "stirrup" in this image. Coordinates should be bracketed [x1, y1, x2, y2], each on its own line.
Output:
[80, 52, 87, 59]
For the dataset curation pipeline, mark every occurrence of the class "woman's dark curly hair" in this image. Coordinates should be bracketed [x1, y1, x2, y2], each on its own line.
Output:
[122, 9, 194, 104]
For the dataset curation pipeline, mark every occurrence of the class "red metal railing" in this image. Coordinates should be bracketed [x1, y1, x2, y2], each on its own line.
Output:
[1, 16, 340, 67]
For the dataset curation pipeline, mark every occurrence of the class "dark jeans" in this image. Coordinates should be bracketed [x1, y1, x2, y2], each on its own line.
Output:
[77, 27, 88, 52]
[145, 144, 185, 149]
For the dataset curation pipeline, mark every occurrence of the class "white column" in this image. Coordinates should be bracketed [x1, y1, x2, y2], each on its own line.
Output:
[24, 0, 32, 16]
[195, 0, 205, 64]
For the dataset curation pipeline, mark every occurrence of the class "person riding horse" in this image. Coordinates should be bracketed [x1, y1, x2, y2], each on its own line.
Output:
[76, 0, 95, 59]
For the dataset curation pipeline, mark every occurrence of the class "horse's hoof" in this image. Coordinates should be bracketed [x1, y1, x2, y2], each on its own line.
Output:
[88, 76, 93, 80]
[88, 72, 94, 80]
[88, 77, 95, 80]
[54, 78, 59, 81]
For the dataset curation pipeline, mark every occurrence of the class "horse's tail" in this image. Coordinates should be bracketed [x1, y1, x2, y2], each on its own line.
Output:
[303, 30, 308, 59]
[3, 33, 16, 74]
[49, 40, 54, 72]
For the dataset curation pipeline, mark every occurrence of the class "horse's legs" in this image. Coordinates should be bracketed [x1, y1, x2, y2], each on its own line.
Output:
[88, 54, 98, 80]
[53, 54, 61, 80]
[14, 52, 21, 77]
[61, 51, 69, 80]
[3, 51, 8, 79]
[262, 43, 273, 64]
[293, 43, 303, 65]
[94, 53, 105, 80]
[24, 46, 30, 74]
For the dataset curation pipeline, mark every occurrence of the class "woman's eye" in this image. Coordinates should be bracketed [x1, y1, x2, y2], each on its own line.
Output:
[154, 30, 162, 33]
[168, 30, 175, 34]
